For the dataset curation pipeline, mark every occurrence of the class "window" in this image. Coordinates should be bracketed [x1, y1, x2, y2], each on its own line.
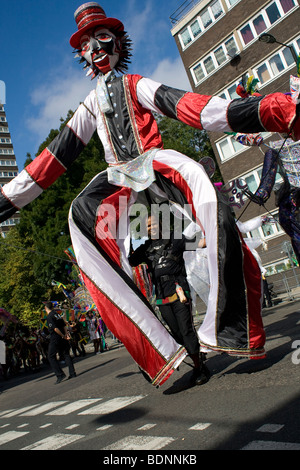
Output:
[193, 63, 205, 83]
[266, 2, 281, 24]
[180, 28, 192, 47]
[0, 160, 17, 166]
[178, 0, 224, 50]
[215, 46, 227, 65]
[238, 0, 297, 47]
[253, 15, 267, 35]
[0, 218, 20, 227]
[280, 0, 295, 13]
[225, 0, 241, 6]
[269, 53, 285, 75]
[191, 34, 239, 85]
[201, 9, 212, 29]
[0, 148, 14, 155]
[246, 210, 284, 242]
[211, 0, 223, 19]
[0, 171, 18, 177]
[217, 76, 251, 101]
[254, 36, 300, 86]
[204, 56, 215, 74]
[256, 63, 271, 84]
[216, 134, 245, 161]
[225, 37, 238, 57]
[240, 24, 254, 45]
[190, 20, 201, 38]
[216, 132, 272, 162]
[242, 167, 282, 202]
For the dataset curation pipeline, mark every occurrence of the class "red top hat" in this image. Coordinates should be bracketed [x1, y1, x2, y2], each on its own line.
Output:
[70, 2, 124, 49]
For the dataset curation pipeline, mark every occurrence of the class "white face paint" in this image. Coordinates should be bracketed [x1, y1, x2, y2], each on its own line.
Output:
[80, 28, 120, 74]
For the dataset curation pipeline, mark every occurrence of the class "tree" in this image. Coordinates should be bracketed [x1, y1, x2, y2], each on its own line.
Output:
[0, 229, 46, 326]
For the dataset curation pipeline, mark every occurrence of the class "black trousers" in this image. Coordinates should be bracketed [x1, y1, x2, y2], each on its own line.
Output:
[48, 337, 75, 378]
[159, 300, 199, 356]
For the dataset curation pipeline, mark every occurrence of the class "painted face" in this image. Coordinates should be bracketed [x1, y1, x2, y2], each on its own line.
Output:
[80, 27, 120, 74]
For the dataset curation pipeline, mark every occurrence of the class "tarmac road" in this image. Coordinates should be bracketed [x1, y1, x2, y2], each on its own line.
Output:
[0, 297, 300, 453]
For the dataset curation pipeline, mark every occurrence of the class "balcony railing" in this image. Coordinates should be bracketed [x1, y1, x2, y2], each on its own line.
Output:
[170, 0, 202, 26]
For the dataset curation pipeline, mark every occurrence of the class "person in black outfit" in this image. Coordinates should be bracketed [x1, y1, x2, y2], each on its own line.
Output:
[129, 215, 209, 386]
[44, 301, 76, 384]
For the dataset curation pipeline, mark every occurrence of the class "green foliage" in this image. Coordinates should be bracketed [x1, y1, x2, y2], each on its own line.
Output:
[0, 229, 46, 326]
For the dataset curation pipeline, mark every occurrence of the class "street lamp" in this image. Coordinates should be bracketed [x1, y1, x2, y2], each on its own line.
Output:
[259, 33, 298, 64]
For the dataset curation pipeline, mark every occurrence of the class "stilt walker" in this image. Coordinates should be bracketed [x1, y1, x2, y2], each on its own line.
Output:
[1, 3, 300, 386]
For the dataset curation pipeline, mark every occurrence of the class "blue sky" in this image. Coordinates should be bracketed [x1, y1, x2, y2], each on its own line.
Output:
[1, 0, 192, 170]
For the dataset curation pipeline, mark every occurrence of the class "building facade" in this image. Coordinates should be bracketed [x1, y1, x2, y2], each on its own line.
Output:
[0, 102, 20, 237]
[171, 0, 300, 277]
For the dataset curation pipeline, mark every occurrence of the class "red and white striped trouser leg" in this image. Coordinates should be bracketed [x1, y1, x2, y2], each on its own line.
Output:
[153, 149, 265, 358]
[68, 169, 187, 387]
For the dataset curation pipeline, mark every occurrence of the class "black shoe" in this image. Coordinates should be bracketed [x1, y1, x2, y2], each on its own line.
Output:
[191, 366, 210, 386]
[55, 374, 66, 384]
[67, 373, 77, 379]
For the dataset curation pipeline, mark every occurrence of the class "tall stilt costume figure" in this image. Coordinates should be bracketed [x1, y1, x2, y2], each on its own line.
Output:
[1, 3, 300, 386]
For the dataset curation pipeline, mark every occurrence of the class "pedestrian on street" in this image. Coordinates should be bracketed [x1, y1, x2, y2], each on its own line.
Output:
[129, 214, 209, 386]
[44, 301, 76, 384]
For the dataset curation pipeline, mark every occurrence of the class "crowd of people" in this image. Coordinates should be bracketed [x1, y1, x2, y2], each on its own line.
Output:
[0, 311, 115, 380]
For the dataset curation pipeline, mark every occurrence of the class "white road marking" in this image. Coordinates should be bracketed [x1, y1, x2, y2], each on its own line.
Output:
[47, 399, 102, 415]
[21, 433, 84, 450]
[137, 423, 157, 431]
[1, 405, 41, 418]
[189, 423, 211, 431]
[0, 431, 29, 446]
[65, 424, 80, 430]
[20, 401, 67, 416]
[0, 409, 15, 417]
[242, 440, 300, 450]
[96, 424, 113, 431]
[79, 396, 146, 415]
[103, 435, 176, 450]
[40, 423, 53, 429]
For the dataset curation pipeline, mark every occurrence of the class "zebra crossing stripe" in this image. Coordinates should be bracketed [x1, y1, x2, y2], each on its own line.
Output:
[20, 401, 68, 416]
[189, 423, 211, 431]
[21, 433, 84, 450]
[46, 399, 102, 415]
[0, 409, 15, 417]
[103, 435, 176, 450]
[79, 396, 146, 415]
[0, 431, 29, 446]
[1, 405, 41, 418]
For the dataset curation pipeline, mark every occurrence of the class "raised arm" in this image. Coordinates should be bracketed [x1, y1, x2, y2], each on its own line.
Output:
[136, 76, 298, 137]
[0, 91, 97, 223]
